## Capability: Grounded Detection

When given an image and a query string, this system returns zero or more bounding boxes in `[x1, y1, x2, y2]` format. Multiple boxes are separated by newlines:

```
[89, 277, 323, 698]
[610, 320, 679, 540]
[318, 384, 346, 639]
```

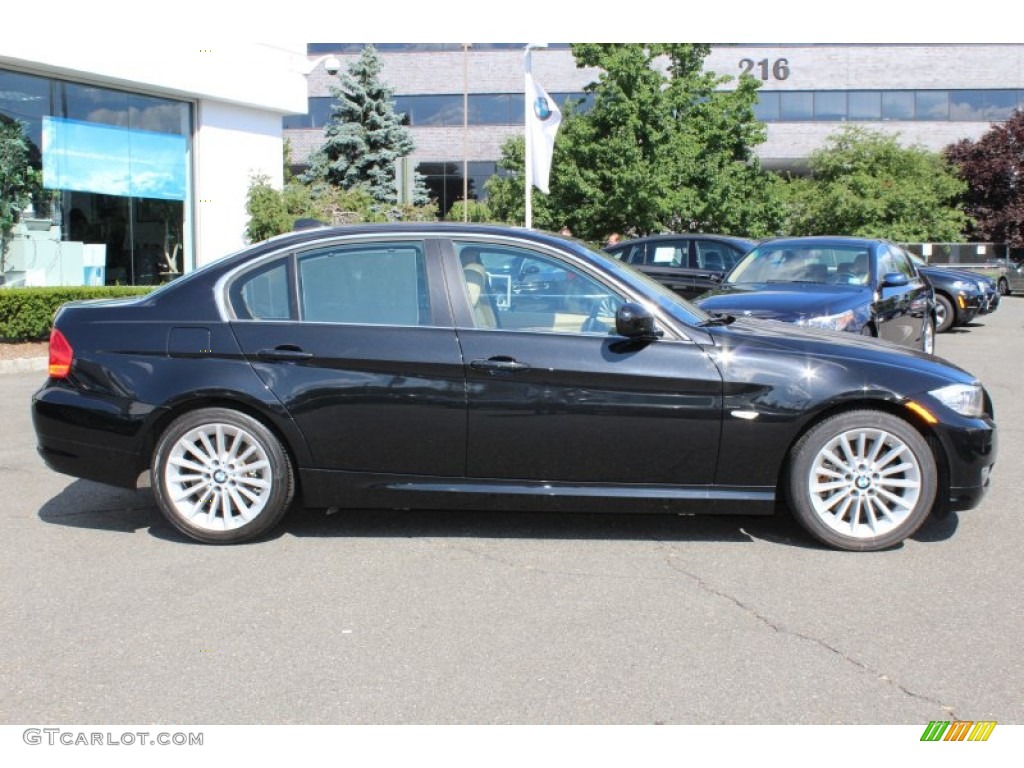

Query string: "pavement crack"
[659, 550, 959, 719]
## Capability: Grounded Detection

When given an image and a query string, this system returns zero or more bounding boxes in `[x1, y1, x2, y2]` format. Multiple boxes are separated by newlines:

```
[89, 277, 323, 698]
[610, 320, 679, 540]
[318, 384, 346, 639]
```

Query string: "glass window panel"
[753, 92, 779, 121]
[985, 90, 1017, 120]
[62, 82, 129, 127]
[779, 92, 813, 120]
[0, 69, 51, 152]
[299, 242, 430, 326]
[468, 94, 510, 125]
[128, 93, 189, 135]
[814, 91, 847, 120]
[848, 91, 881, 120]
[306, 96, 333, 128]
[915, 91, 948, 121]
[231, 260, 291, 320]
[882, 91, 914, 120]
[950, 91, 985, 121]
[455, 242, 622, 333]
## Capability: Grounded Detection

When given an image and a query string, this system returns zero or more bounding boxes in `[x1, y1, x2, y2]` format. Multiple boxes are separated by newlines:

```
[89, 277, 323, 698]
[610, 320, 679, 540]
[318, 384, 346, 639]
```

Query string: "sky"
[24, 1, 1013, 46]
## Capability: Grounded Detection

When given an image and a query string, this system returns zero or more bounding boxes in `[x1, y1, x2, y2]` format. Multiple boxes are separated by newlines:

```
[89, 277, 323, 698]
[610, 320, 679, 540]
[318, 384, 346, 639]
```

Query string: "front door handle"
[470, 356, 531, 373]
[257, 346, 314, 361]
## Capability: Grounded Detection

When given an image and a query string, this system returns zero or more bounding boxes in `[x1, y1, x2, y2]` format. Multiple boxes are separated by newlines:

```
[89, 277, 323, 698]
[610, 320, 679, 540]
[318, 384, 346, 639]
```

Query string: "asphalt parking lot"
[1, 301, 1021, 726]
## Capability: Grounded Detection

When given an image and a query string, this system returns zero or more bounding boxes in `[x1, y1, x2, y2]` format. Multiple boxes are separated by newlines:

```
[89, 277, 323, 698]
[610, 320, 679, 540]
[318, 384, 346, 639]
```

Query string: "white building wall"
[193, 102, 286, 266]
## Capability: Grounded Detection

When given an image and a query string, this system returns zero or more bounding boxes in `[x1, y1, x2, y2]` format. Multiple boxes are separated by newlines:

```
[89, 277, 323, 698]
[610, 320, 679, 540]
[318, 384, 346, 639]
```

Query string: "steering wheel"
[834, 271, 858, 285]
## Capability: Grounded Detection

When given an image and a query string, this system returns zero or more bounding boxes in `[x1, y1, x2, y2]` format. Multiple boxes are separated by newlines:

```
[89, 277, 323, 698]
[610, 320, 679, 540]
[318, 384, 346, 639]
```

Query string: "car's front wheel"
[934, 293, 956, 333]
[998, 277, 1010, 296]
[786, 410, 937, 551]
[152, 408, 295, 544]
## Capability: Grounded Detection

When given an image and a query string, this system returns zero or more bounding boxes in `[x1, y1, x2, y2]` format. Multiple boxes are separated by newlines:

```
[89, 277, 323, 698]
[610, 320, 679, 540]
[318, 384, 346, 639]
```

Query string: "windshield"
[728, 243, 873, 287]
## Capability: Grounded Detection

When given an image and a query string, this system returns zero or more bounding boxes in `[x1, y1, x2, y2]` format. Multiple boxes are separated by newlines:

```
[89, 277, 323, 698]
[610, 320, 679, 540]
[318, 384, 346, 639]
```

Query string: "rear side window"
[231, 260, 292, 320]
[297, 241, 431, 326]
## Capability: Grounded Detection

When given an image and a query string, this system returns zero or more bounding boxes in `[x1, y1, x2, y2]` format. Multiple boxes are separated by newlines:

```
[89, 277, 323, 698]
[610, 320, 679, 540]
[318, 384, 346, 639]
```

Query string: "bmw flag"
[525, 72, 562, 194]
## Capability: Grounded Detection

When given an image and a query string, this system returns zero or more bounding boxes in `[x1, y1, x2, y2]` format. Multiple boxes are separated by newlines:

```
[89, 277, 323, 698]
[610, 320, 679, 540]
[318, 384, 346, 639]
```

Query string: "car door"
[445, 238, 723, 485]
[227, 237, 467, 476]
[872, 244, 931, 347]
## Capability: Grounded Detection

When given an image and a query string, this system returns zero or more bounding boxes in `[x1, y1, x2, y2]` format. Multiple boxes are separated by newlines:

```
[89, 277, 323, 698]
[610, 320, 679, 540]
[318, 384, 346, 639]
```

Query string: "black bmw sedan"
[32, 224, 996, 551]
[695, 237, 935, 353]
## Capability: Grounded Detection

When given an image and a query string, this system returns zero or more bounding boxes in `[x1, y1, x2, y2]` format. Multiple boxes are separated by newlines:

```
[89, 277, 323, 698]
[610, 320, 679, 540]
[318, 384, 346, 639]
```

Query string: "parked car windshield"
[728, 244, 873, 287]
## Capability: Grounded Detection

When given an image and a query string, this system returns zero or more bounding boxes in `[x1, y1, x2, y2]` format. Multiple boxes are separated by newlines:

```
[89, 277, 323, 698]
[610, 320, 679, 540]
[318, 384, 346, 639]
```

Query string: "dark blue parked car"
[696, 236, 935, 353]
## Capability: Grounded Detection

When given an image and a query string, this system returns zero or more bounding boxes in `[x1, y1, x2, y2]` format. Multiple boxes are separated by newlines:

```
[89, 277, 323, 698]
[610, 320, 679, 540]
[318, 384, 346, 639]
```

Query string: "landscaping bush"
[0, 286, 154, 341]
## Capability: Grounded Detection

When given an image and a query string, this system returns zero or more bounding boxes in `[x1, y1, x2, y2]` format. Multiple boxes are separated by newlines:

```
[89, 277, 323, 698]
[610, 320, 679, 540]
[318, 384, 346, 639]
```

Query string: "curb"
[0, 357, 47, 375]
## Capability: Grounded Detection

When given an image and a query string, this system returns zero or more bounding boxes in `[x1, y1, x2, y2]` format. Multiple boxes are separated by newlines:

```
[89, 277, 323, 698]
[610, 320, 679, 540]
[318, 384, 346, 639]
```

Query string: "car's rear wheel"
[998, 277, 1010, 296]
[786, 410, 937, 551]
[152, 408, 294, 544]
[934, 293, 956, 333]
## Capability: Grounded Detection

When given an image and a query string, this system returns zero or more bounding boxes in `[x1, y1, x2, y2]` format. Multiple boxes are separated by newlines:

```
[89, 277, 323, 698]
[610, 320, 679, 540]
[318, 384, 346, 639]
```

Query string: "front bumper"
[932, 416, 997, 513]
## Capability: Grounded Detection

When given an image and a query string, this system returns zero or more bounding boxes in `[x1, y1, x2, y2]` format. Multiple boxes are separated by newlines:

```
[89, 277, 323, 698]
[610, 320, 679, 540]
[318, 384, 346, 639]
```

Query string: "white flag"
[525, 72, 562, 194]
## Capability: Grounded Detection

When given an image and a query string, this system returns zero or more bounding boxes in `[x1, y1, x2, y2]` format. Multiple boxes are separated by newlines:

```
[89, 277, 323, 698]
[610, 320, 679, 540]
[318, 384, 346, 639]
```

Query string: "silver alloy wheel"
[933, 299, 947, 329]
[807, 427, 922, 540]
[163, 422, 273, 532]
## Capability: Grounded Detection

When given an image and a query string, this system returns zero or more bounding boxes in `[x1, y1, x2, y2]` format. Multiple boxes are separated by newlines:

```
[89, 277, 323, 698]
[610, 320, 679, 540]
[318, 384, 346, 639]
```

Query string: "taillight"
[48, 328, 73, 378]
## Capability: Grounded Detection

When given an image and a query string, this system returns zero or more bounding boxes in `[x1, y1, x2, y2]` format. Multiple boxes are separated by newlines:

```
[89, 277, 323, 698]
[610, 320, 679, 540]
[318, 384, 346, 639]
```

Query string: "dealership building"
[287, 43, 1024, 215]
[2, 43, 1022, 288]
[0, 42, 308, 287]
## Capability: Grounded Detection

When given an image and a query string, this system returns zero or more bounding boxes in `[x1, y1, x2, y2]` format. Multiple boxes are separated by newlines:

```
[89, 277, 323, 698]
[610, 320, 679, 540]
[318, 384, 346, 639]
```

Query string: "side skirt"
[299, 469, 776, 515]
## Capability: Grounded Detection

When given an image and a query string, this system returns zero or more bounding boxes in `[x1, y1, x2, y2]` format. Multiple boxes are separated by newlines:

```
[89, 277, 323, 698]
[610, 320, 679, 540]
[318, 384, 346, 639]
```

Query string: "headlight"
[929, 383, 985, 417]
[952, 279, 975, 291]
[796, 309, 856, 331]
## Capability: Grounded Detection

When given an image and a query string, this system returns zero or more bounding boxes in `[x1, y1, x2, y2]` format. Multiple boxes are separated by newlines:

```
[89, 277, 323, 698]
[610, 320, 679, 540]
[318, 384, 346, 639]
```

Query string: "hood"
[708, 316, 977, 386]
[695, 282, 869, 321]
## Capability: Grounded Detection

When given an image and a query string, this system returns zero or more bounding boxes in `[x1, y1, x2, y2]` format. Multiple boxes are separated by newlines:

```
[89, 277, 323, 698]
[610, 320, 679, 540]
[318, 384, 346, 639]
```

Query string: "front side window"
[297, 241, 430, 326]
[455, 242, 623, 335]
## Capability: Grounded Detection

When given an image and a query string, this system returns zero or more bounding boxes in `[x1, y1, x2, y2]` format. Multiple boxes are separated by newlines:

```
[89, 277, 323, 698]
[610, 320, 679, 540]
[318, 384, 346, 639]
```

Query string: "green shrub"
[0, 286, 154, 341]
[445, 200, 492, 223]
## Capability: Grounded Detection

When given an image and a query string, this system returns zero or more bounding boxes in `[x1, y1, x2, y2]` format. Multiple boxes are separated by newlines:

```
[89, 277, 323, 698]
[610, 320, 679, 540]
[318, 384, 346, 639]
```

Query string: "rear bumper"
[32, 383, 154, 489]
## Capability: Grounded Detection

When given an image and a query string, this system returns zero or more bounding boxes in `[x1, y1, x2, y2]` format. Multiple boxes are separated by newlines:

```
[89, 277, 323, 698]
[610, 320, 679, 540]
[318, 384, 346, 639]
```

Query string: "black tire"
[152, 408, 295, 544]
[786, 410, 937, 551]
[934, 293, 956, 333]
[998, 278, 1009, 296]
[859, 323, 876, 337]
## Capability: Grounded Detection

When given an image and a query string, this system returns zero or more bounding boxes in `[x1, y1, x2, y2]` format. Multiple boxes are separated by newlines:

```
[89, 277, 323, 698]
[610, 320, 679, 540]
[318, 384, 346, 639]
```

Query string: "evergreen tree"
[303, 45, 428, 205]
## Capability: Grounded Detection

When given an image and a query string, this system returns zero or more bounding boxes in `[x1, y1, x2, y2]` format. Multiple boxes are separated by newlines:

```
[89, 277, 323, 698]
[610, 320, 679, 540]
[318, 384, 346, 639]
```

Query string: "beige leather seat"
[462, 262, 498, 328]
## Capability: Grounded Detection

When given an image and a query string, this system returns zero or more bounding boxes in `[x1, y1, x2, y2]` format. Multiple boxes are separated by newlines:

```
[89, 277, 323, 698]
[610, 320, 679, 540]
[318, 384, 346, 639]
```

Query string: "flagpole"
[524, 45, 534, 229]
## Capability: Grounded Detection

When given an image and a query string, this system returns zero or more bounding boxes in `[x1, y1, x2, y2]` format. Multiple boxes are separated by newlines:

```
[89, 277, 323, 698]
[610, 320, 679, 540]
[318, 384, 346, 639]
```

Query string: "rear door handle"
[256, 346, 314, 361]
[470, 356, 531, 373]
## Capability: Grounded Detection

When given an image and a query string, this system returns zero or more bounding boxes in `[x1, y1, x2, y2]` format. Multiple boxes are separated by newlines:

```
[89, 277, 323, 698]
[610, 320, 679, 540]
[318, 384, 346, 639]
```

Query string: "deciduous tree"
[783, 126, 968, 242]
[945, 110, 1024, 248]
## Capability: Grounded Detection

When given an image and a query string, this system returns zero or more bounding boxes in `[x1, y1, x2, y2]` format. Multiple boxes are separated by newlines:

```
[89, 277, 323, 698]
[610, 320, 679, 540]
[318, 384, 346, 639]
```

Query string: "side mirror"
[615, 302, 663, 339]
[881, 272, 909, 287]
